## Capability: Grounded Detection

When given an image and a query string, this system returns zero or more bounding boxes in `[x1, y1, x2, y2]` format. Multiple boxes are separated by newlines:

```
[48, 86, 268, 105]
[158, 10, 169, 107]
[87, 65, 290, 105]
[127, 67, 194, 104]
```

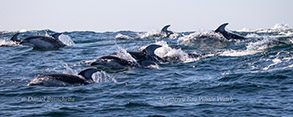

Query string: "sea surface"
[0, 24, 292, 116]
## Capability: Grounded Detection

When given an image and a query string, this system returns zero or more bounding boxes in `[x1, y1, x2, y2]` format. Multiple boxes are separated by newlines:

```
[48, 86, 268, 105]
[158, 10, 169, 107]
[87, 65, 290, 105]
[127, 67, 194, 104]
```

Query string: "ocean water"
[0, 24, 292, 116]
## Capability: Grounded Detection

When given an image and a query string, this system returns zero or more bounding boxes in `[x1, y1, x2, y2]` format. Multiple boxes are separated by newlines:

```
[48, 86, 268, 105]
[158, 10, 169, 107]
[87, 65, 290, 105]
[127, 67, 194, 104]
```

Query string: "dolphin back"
[78, 68, 99, 80]
[215, 23, 245, 40]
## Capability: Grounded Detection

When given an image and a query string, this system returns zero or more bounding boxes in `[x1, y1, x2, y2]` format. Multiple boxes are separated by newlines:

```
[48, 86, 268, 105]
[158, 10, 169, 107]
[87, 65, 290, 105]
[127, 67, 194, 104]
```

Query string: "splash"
[0, 39, 19, 47]
[178, 31, 228, 50]
[153, 41, 198, 62]
[62, 63, 77, 74]
[272, 24, 290, 30]
[220, 37, 283, 57]
[58, 34, 75, 46]
[115, 33, 133, 40]
[237, 23, 292, 33]
[91, 70, 117, 83]
[115, 46, 137, 63]
[219, 49, 261, 56]
[137, 31, 178, 39]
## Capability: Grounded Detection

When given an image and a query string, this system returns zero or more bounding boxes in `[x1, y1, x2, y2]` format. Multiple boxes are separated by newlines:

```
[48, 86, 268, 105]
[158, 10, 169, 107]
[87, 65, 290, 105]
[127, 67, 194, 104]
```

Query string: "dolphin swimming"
[215, 23, 246, 40]
[160, 25, 174, 38]
[115, 25, 175, 40]
[81, 44, 164, 71]
[81, 44, 201, 71]
[27, 68, 99, 87]
[11, 33, 67, 50]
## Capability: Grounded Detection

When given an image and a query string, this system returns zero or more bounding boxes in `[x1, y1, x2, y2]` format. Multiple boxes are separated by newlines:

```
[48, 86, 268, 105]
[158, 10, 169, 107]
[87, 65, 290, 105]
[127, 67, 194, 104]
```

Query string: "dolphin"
[90, 55, 140, 70]
[81, 44, 163, 71]
[11, 33, 67, 50]
[27, 68, 99, 87]
[128, 44, 164, 66]
[161, 25, 174, 38]
[215, 23, 246, 40]
[129, 44, 201, 63]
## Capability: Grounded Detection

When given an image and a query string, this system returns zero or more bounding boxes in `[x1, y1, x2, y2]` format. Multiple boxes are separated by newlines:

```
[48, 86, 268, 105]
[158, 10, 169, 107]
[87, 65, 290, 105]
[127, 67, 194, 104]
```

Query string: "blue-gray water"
[0, 25, 292, 116]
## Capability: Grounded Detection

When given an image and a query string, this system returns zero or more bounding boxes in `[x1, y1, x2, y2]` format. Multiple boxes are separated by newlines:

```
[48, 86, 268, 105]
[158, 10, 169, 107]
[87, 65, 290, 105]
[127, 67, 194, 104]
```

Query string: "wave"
[178, 31, 228, 50]
[219, 37, 288, 57]
[237, 24, 293, 34]
[151, 41, 199, 63]
[58, 34, 75, 46]
[92, 70, 117, 83]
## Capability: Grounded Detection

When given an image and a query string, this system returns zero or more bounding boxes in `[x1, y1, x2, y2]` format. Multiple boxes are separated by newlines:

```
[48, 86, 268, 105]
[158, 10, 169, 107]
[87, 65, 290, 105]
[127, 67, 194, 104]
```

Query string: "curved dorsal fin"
[215, 23, 229, 33]
[161, 25, 174, 37]
[143, 44, 162, 56]
[11, 33, 21, 42]
[78, 68, 99, 80]
[51, 33, 62, 39]
[161, 25, 171, 33]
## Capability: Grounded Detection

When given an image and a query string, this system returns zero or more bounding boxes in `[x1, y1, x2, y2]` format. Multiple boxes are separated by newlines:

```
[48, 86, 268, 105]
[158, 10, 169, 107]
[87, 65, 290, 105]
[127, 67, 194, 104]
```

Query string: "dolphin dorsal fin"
[11, 33, 21, 42]
[51, 33, 62, 39]
[78, 68, 98, 80]
[161, 25, 171, 33]
[143, 44, 162, 56]
[215, 23, 229, 33]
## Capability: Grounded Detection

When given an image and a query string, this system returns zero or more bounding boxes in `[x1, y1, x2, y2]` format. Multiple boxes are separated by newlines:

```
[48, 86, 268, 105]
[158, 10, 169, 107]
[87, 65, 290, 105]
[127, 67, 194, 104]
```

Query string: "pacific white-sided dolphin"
[81, 44, 163, 71]
[27, 68, 99, 87]
[161, 25, 174, 38]
[11, 33, 67, 50]
[215, 23, 246, 40]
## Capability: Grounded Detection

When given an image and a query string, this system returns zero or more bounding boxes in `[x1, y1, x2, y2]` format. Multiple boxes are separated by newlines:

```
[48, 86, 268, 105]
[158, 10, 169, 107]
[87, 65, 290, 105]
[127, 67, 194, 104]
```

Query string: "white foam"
[272, 24, 290, 30]
[153, 41, 198, 62]
[220, 37, 281, 57]
[0, 39, 18, 46]
[219, 49, 261, 57]
[263, 58, 282, 70]
[137, 30, 178, 39]
[115, 46, 137, 63]
[238, 24, 292, 33]
[178, 31, 228, 49]
[19, 29, 27, 32]
[115, 33, 133, 40]
[58, 34, 75, 46]
[91, 71, 117, 83]
[62, 63, 77, 74]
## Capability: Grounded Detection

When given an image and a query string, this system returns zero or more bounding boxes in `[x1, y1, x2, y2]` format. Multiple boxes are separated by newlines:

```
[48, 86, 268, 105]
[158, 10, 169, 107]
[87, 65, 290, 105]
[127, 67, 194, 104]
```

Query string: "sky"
[0, 0, 292, 32]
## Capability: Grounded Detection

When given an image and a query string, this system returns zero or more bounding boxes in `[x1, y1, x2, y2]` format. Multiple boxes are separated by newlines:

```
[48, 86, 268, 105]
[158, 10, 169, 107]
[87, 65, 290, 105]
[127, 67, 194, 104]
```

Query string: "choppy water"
[0, 24, 292, 116]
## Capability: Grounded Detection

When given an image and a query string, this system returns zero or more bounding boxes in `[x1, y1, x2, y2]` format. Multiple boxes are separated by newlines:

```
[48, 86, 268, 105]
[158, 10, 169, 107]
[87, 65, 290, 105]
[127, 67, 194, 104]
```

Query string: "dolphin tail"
[51, 33, 62, 39]
[78, 68, 99, 80]
[11, 33, 21, 42]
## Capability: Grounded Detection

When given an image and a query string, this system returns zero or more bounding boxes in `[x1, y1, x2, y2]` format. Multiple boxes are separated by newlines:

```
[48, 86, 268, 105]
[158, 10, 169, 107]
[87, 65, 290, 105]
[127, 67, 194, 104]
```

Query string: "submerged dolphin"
[27, 68, 99, 87]
[11, 33, 67, 50]
[215, 23, 246, 40]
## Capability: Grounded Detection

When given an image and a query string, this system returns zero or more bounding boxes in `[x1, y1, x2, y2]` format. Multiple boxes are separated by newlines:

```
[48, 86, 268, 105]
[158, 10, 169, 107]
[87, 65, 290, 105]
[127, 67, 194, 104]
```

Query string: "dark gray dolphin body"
[28, 68, 99, 87]
[128, 44, 164, 66]
[90, 55, 139, 70]
[11, 33, 66, 50]
[215, 23, 246, 40]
